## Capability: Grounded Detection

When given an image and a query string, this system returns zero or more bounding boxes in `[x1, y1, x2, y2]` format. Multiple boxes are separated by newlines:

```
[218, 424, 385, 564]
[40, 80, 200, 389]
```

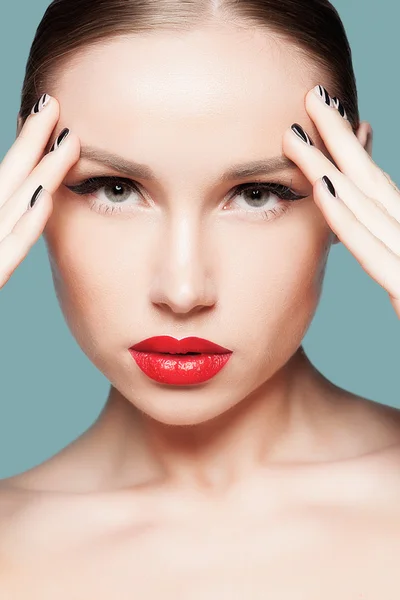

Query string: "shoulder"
[0, 478, 40, 525]
[0, 481, 42, 579]
[0, 479, 97, 575]
[0, 474, 82, 551]
[329, 390, 400, 458]
[0, 476, 51, 532]
[330, 393, 400, 488]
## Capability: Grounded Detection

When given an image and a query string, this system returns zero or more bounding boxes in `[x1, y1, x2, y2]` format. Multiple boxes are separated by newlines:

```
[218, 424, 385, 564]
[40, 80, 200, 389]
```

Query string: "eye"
[65, 176, 143, 215]
[226, 181, 308, 221]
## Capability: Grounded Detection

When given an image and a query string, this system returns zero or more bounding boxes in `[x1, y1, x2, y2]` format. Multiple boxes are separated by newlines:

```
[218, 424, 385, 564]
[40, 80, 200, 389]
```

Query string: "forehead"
[52, 24, 319, 160]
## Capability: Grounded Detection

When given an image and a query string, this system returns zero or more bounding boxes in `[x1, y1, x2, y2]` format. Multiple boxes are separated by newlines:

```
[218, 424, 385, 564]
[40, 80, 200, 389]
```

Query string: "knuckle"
[365, 165, 386, 189]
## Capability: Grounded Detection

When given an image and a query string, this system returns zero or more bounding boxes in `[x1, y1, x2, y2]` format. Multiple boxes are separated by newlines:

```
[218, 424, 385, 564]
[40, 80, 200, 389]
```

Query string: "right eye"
[65, 176, 145, 215]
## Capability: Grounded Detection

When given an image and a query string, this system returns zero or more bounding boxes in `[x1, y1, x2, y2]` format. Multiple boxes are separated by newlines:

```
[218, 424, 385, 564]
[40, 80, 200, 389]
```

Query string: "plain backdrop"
[0, 0, 399, 478]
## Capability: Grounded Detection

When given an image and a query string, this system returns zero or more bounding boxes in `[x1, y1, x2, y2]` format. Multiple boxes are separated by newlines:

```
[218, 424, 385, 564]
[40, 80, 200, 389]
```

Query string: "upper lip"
[130, 336, 232, 354]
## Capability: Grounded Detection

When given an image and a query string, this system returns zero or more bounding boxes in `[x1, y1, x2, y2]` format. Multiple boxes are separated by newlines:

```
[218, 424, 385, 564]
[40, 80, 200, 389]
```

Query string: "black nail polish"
[331, 97, 347, 119]
[31, 93, 50, 115]
[29, 185, 44, 209]
[322, 176, 337, 197]
[317, 85, 331, 106]
[291, 123, 314, 146]
[49, 127, 70, 152]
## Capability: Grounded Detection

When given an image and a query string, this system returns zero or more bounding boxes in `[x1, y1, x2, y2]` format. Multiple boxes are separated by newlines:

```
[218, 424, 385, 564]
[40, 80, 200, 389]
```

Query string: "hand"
[283, 84, 400, 319]
[0, 94, 80, 288]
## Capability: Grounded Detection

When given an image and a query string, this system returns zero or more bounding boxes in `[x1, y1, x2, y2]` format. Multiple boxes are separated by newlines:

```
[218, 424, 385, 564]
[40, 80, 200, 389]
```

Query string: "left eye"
[230, 182, 305, 208]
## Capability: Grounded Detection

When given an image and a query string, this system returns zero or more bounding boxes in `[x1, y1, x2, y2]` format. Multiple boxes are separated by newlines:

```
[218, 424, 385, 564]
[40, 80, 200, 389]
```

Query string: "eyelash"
[65, 176, 308, 221]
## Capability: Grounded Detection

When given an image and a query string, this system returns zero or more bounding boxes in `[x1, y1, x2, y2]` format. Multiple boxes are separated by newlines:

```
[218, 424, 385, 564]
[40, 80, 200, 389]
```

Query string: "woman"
[0, 0, 400, 596]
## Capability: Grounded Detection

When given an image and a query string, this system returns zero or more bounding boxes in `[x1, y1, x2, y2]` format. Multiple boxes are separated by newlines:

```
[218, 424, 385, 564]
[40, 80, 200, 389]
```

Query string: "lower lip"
[129, 350, 232, 385]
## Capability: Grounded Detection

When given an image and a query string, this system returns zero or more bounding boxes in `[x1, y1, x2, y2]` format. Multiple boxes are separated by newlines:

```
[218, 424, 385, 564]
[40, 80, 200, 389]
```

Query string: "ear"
[331, 120, 373, 246]
[16, 113, 23, 137]
[355, 120, 373, 157]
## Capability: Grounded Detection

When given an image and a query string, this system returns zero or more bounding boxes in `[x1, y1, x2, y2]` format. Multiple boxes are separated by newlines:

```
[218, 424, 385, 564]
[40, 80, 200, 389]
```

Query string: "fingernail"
[49, 128, 70, 152]
[291, 123, 314, 146]
[313, 85, 332, 106]
[322, 175, 337, 197]
[31, 93, 51, 115]
[28, 185, 44, 210]
[331, 97, 348, 120]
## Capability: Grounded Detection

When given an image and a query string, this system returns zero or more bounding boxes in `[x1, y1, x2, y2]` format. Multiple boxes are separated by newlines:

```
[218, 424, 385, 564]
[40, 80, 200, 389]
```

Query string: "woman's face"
[43, 22, 334, 425]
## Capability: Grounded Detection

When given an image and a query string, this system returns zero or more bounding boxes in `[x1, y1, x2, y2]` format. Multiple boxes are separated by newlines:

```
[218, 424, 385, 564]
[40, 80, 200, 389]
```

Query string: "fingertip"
[281, 126, 298, 156]
[28, 184, 53, 212]
[61, 131, 82, 168]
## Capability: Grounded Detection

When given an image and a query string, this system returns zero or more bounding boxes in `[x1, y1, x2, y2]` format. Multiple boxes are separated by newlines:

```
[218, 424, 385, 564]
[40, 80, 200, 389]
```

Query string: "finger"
[382, 169, 400, 194]
[283, 125, 400, 253]
[304, 85, 400, 218]
[0, 187, 52, 288]
[0, 129, 80, 241]
[0, 94, 60, 208]
[305, 85, 385, 186]
[315, 176, 400, 299]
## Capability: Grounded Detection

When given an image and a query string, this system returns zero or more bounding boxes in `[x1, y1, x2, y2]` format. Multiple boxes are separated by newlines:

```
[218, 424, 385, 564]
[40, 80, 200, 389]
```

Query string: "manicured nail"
[291, 123, 314, 146]
[313, 85, 332, 106]
[28, 185, 44, 210]
[322, 176, 337, 197]
[49, 128, 70, 152]
[31, 93, 51, 115]
[331, 97, 348, 120]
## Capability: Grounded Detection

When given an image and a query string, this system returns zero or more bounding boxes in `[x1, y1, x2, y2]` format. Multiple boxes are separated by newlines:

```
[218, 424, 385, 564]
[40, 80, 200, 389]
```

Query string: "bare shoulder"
[0, 481, 108, 580]
[0, 472, 94, 551]
[327, 386, 400, 457]
[0, 471, 154, 563]
[301, 391, 400, 512]
[353, 393, 400, 428]
[0, 481, 43, 577]
[0, 476, 53, 530]
[0, 478, 43, 529]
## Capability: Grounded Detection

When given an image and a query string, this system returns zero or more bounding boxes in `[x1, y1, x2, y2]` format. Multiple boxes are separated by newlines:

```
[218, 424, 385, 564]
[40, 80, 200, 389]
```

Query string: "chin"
[125, 386, 242, 427]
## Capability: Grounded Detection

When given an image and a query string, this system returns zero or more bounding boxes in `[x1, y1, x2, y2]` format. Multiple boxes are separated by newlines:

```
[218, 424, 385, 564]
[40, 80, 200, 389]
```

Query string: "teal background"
[0, 1, 399, 478]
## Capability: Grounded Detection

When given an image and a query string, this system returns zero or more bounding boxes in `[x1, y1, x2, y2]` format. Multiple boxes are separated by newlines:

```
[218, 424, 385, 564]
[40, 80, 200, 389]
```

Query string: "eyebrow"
[78, 145, 298, 181]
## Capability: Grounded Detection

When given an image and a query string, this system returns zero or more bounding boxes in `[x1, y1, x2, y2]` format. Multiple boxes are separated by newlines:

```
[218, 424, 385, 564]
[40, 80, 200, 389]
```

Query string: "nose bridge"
[149, 210, 216, 314]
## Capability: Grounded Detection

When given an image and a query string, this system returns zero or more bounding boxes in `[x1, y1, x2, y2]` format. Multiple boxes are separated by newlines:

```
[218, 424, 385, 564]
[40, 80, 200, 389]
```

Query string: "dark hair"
[19, 0, 359, 130]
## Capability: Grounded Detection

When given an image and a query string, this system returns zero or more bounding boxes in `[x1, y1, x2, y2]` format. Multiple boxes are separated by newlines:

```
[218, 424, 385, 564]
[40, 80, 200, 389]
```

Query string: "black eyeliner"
[66, 176, 307, 202]
[232, 182, 307, 202]
[65, 176, 137, 195]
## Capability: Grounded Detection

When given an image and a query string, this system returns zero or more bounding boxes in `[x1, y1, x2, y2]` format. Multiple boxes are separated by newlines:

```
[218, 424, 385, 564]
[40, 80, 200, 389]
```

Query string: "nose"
[149, 216, 217, 315]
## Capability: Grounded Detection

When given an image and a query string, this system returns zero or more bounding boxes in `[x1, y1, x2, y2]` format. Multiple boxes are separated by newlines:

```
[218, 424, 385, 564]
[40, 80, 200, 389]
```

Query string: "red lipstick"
[129, 336, 233, 385]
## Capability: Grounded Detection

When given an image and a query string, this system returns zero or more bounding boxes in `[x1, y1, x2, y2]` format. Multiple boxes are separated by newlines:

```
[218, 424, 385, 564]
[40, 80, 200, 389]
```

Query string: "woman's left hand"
[283, 84, 400, 319]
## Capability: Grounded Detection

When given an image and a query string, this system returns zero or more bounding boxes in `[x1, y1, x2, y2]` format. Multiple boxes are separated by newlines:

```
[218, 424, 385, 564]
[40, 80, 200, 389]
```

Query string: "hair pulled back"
[19, 0, 359, 131]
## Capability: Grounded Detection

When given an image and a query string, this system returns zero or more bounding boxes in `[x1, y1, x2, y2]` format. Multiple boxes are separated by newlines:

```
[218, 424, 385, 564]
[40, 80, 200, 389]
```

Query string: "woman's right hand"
[0, 93, 80, 288]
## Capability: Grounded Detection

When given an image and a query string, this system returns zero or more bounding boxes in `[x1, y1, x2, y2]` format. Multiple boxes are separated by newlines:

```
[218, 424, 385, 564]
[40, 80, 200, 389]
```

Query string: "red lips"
[130, 336, 232, 354]
[129, 336, 233, 385]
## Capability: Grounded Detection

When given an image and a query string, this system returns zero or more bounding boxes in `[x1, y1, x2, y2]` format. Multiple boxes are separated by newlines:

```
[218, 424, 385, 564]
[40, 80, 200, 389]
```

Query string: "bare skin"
[1, 21, 400, 599]
[1, 409, 400, 599]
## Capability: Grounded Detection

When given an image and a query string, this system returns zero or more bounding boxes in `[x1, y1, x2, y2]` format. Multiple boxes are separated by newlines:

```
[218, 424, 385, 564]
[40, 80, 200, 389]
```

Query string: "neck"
[79, 346, 338, 495]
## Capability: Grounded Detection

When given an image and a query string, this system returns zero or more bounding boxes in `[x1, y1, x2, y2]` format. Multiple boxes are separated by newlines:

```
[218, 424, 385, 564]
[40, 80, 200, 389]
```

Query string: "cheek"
[43, 202, 138, 354]
[220, 208, 331, 355]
